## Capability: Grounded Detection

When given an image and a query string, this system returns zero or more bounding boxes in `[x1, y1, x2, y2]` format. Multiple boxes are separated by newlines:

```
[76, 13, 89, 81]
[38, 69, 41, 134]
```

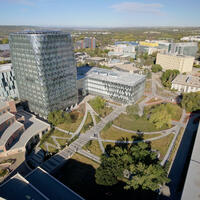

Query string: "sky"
[0, 0, 200, 27]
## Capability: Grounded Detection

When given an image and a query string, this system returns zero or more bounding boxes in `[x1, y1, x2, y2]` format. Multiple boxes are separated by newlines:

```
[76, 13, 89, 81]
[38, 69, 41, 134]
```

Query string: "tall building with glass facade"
[9, 31, 78, 118]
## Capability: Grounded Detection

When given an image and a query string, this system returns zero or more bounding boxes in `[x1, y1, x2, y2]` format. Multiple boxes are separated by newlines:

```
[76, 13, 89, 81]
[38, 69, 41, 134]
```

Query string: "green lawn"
[57, 112, 84, 132]
[95, 115, 101, 124]
[114, 113, 169, 132]
[0, 168, 8, 178]
[83, 140, 102, 157]
[40, 129, 70, 152]
[101, 126, 161, 141]
[145, 81, 152, 93]
[150, 133, 174, 160]
[80, 112, 94, 133]
[72, 153, 99, 169]
[89, 97, 113, 118]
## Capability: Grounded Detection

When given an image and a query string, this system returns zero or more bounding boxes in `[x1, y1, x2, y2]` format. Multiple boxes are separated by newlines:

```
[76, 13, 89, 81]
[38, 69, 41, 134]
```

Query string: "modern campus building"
[156, 53, 195, 73]
[9, 31, 78, 118]
[171, 75, 200, 93]
[168, 42, 198, 57]
[75, 37, 96, 49]
[0, 167, 83, 200]
[77, 67, 146, 103]
[0, 63, 18, 101]
[0, 100, 50, 158]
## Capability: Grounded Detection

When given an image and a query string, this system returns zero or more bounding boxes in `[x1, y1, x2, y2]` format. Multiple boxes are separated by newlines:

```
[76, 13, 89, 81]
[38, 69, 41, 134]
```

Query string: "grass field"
[80, 112, 94, 133]
[114, 113, 169, 132]
[40, 129, 70, 153]
[89, 97, 113, 118]
[83, 140, 102, 157]
[101, 126, 161, 141]
[150, 133, 174, 160]
[57, 112, 84, 132]
[145, 81, 152, 93]
[72, 153, 99, 169]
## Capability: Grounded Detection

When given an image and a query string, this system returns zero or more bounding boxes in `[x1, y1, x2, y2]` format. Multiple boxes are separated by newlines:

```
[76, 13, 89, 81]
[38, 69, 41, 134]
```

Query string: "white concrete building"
[171, 74, 200, 93]
[156, 53, 195, 73]
[84, 67, 146, 103]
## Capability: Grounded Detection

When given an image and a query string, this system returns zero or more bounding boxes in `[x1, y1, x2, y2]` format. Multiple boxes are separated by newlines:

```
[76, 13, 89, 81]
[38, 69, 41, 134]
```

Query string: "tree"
[151, 64, 162, 73]
[95, 142, 170, 192]
[161, 69, 180, 88]
[1, 38, 8, 44]
[181, 92, 200, 112]
[149, 109, 171, 129]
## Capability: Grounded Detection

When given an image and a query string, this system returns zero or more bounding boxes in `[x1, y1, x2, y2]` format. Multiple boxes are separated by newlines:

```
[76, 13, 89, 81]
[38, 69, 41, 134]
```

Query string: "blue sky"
[0, 0, 200, 27]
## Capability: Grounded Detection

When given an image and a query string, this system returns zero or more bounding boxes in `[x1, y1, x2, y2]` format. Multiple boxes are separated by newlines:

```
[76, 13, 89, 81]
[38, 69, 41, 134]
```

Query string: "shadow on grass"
[53, 158, 159, 200]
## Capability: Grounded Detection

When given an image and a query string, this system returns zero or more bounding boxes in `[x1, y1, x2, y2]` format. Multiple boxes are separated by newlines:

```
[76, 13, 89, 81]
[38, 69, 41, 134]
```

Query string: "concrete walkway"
[55, 127, 73, 135]
[77, 149, 100, 163]
[41, 105, 126, 173]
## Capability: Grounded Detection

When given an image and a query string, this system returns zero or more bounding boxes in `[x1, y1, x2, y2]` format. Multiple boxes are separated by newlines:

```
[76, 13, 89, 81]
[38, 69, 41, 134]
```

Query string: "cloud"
[111, 2, 163, 15]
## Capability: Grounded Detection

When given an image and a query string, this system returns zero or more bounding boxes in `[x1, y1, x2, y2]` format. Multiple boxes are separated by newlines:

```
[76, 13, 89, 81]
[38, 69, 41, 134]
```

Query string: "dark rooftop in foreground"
[0, 167, 84, 200]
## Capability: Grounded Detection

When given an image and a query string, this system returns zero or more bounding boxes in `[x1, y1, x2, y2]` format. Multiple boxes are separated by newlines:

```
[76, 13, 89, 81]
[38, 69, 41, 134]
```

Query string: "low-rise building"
[83, 67, 146, 103]
[0, 101, 50, 158]
[0, 167, 83, 200]
[0, 63, 18, 101]
[156, 53, 195, 73]
[171, 75, 200, 93]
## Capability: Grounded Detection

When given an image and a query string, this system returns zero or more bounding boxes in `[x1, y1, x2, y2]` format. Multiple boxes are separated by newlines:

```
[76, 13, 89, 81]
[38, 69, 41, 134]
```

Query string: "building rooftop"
[0, 63, 12, 73]
[172, 75, 200, 88]
[10, 110, 50, 150]
[0, 112, 14, 128]
[86, 67, 146, 87]
[181, 123, 200, 200]
[0, 167, 83, 200]
[0, 173, 47, 200]
[0, 101, 9, 110]
[26, 167, 83, 200]
[158, 53, 195, 59]
[0, 121, 23, 146]
[0, 44, 9, 51]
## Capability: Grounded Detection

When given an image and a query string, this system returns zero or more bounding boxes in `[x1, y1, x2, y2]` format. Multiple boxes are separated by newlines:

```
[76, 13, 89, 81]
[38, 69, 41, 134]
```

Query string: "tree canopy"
[48, 110, 71, 125]
[95, 142, 170, 192]
[181, 92, 200, 112]
[151, 64, 162, 73]
[161, 69, 180, 88]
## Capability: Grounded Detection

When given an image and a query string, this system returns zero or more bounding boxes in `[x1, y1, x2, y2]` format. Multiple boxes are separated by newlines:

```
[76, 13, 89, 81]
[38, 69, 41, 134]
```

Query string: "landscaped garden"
[101, 126, 161, 141]
[83, 140, 102, 157]
[150, 133, 174, 160]
[89, 96, 113, 118]
[48, 104, 85, 132]
[114, 103, 182, 132]
[144, 80, 152, 93]
[0, 168, 9, 178]
[80, 112, 93, 133]
[40, 129, 70, 153]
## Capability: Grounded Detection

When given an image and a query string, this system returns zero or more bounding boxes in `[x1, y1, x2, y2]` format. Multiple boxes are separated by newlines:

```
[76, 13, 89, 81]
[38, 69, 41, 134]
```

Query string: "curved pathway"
[93, 131, 173, 144]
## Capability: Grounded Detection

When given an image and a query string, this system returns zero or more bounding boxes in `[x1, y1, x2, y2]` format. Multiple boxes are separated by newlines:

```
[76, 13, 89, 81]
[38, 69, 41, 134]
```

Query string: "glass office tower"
[9, 31, 78, 118]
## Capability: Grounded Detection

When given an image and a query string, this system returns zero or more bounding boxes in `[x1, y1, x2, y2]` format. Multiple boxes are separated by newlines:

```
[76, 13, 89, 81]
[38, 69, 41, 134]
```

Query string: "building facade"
[9, 31, 78, 118]
[0, 63, 18, 101]
[83, 67, 146, 104]
[156, 53, 195, 73]
[168, 42, 198, 57]
[171, 74, 200, 93]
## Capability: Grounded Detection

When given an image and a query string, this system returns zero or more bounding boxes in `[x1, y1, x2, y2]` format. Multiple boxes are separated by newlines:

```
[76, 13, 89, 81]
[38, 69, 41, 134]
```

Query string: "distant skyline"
[0, 0, 200, 27]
